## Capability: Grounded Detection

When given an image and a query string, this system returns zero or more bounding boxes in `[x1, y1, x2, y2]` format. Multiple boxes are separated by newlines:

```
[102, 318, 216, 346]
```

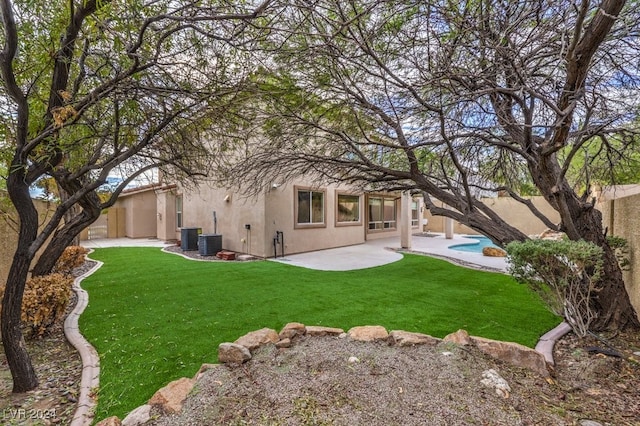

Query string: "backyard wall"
[598, 193, 640, 319]
[0, 198, 57, 286]
[424, 196, 560, 237]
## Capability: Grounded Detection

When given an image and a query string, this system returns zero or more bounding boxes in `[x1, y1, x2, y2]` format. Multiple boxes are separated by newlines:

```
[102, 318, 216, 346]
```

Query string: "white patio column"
[444, 216, 454, 239]
[400, 191, 412, 249]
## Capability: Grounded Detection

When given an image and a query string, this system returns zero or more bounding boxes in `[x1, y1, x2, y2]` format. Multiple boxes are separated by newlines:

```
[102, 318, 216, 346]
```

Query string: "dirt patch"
[148, 332, 640, 426]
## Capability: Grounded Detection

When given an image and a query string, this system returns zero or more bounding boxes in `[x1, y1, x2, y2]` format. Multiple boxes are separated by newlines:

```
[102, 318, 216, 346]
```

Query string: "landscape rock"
[218, 342, 252, 364]
[235, 327, 279, 350]
[388, 330, 441, 347]
[279, 322, 306, 339]
[194, 363, 218, 381]
[276, 338, 292, 348]
[472, 336, 550, 377]
[148, 377, 195, 414]
[482, 246, 507, 257]
[306, 325, 344, 336]
[348, 325, 388, 342]
[443, 329, 472, 345]
[121, 404, 151, 426]
[480, 369, 511, 398]
[96, 416, 122, 426]
[579, 421, 603, 426]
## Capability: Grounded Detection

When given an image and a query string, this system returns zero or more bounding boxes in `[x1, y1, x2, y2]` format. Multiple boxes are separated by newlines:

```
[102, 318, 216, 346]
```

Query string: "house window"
[336, 193, 361, 225]
[368, 196, 396, 230]
[176, 195, 183, 228]
[411, 200, 420, 227]
[295, 187, 325, 227]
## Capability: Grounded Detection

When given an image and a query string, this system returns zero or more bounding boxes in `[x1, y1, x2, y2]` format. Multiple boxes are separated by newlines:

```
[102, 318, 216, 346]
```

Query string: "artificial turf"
[79, 247, 560, 420]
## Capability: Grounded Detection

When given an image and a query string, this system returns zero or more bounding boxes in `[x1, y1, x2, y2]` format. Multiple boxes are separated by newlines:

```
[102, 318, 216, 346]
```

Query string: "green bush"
[506, 239, 603, 337]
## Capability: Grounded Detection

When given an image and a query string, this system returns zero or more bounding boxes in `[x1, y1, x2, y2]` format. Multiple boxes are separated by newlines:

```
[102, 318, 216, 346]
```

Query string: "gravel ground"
[146, 332, 640, 426]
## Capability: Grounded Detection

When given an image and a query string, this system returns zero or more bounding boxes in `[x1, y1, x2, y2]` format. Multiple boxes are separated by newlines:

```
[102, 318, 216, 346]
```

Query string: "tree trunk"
[1, 174, 39, 392]
[31, 207, 101, 276]
[592, 245, 640, 330]
[531, 157, 640, 331]
[568, 203, 640, 330]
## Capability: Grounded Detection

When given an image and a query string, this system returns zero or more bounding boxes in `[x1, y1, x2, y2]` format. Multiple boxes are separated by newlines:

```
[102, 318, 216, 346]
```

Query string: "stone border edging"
[535, 321, 572, 366]
[160, 246, 217, 262]
[64, 255, 103, 426]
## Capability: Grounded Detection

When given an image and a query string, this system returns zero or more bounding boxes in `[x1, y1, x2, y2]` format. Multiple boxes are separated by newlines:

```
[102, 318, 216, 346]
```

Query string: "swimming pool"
[448, 236, 500, 253]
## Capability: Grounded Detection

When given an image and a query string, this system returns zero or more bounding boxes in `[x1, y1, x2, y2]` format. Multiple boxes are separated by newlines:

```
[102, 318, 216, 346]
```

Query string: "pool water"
[448, 236, 500, 253]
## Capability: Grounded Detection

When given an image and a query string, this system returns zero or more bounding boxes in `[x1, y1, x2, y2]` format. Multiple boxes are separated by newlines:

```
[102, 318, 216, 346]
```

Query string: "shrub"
[53, 245, 89, 275]
[0, 273, 74, 338]
[0, 245, 85, 338]
[506, 239, 603, 337]
[21, 273, 74, 337]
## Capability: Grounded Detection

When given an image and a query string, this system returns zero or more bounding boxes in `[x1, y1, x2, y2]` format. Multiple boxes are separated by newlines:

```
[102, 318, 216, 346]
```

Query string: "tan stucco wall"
[424, 196, 560, 236]
[179, 183, 266, 256]
[156, 188, 177, 241]
[177, 180, 410, 258]
[1, 199, 57, 286]
[599, 194, 640, 317]
[113, 190, 157, 238]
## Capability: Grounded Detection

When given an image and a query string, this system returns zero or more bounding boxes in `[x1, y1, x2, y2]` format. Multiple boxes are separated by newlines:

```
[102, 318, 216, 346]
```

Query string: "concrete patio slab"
[270, 233, 508, 272]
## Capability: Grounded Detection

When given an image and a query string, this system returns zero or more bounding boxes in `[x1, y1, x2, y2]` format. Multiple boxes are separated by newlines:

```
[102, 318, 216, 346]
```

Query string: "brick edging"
[64, 253, 103, 426]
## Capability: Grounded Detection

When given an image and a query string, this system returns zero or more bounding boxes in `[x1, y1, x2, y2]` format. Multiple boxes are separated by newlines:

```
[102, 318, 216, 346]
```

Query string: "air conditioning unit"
[199, 234, 222, 256]
[180, 227, 201, 251]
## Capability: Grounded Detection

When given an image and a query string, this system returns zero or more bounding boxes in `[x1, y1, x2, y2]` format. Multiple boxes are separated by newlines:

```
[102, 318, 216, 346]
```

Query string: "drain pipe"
[273, 231, 285, 258]
[277, 231, 284, 258]
[273, 231, 280, 258]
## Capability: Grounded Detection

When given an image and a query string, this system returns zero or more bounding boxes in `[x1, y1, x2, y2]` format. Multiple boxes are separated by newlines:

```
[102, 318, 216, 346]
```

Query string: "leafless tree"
[212, 0, 640, 331]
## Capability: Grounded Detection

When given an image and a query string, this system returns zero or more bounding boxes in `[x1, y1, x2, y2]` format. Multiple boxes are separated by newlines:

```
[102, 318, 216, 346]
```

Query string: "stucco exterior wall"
[262, 182, 369, 257]
[113, 189, 157, 238]
[179, 183, 266, 256]
[156, 187, 177, 241]
[598, 194, 640, 317]
[177, 180, 409, 258]
[424, 196, 560, 237]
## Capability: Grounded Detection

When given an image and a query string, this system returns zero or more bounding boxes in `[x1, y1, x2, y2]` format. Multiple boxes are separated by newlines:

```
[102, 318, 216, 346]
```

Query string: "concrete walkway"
[81, 237, 170, 249]
[271, 233, 508, 271]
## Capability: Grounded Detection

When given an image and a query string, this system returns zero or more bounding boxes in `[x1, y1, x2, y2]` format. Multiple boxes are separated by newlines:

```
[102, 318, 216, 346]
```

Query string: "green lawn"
[79, 247, 560, 420]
